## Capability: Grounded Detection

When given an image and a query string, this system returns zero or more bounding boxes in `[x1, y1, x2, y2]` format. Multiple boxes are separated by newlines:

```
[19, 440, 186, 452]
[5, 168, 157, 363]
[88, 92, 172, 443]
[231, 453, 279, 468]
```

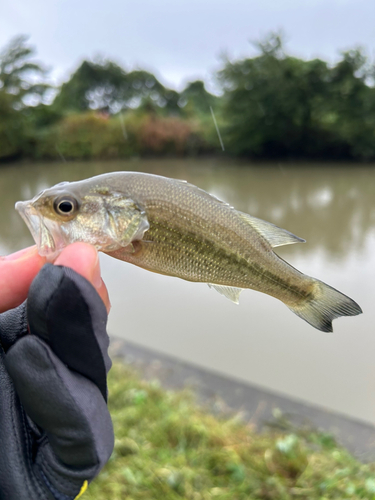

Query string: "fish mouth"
[15, 201, 66, 260]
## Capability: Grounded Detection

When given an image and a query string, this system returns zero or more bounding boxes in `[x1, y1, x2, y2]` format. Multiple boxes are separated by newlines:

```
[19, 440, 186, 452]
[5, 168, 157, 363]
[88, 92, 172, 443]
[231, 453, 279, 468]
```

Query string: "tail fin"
[288, 280, 362, 332]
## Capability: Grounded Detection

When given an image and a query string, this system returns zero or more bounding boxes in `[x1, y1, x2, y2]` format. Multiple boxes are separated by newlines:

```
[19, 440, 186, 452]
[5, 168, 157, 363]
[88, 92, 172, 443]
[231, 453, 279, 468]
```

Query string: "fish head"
[15, 180, 149, 260]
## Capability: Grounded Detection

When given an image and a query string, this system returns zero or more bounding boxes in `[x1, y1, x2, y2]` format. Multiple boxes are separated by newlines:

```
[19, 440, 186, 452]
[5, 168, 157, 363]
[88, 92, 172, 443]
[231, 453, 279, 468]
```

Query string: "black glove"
[0, 264, 114, 500]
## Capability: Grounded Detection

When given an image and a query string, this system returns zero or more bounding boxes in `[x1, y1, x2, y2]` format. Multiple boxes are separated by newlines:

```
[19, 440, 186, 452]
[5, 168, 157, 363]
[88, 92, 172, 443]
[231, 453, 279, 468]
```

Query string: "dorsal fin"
[174, 179, 233, 208]
[239, 213, 305, 248]
[175, 177, 304, 248]
[208, 284, 242, 304]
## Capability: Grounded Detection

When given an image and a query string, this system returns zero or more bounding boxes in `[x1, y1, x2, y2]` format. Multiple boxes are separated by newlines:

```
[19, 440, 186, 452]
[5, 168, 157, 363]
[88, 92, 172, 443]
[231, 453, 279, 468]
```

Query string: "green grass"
[85, 363, 375, 499]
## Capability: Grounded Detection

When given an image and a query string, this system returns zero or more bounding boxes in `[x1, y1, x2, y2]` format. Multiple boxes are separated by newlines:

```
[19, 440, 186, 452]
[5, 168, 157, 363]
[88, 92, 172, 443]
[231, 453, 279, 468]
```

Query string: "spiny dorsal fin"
[239, 212, 305, 248]
[175, 179, 233, 208]
[208, 284, 242, 304]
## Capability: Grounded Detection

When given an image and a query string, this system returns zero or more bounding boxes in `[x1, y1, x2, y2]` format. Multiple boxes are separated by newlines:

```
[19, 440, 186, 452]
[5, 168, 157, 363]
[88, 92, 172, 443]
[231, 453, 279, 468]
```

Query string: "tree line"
[1, 33, 375, 162]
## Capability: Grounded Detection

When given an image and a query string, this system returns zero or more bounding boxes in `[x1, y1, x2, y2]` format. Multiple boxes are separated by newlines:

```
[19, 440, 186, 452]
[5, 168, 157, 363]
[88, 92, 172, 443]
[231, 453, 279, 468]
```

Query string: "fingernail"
[91, 255, 102, 289]
[3, 246, 37, 261]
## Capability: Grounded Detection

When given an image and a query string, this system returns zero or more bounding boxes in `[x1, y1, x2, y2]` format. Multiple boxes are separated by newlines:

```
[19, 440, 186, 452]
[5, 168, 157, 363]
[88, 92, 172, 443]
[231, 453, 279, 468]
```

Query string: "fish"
[15, 171, 362, 332]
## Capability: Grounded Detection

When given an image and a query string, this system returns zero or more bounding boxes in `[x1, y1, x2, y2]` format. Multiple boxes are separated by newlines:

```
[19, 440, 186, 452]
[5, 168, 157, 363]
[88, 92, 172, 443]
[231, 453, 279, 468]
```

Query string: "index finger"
[0, 247, 46, 313]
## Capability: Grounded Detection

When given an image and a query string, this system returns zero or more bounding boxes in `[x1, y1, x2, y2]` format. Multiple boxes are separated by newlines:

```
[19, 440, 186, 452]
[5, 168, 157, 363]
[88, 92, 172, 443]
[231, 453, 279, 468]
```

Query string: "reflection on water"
[1, 159, 374, 424]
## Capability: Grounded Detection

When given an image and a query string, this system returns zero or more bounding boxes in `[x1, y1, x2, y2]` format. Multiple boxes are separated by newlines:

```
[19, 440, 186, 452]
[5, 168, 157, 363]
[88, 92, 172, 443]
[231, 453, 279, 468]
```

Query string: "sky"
[1, 0, 375, 92]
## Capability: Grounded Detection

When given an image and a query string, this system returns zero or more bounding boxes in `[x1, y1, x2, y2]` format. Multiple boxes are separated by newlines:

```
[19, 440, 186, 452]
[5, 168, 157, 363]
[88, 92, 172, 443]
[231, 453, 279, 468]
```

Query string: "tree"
[179, 80, 218, 116]
[324, 49, 375, 159]
[218, 32, 375, 159]
[0, 90, 26, 158]
[218, 33, 327, 157]
[54, 60, 127, 112]
[0, 35, 49, 107]
[0, 35, 49, 159]
[53, 60, 173, 114]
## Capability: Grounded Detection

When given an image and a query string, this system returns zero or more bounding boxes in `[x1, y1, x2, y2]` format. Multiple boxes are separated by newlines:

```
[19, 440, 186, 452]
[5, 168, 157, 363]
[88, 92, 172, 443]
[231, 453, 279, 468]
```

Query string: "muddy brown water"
[1, 158, 374, 424]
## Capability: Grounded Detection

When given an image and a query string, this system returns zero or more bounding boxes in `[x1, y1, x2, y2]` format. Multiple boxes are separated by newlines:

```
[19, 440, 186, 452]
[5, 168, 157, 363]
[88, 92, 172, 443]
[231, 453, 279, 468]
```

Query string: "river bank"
[109, 337, 375, 462]
[84, 348, 375, 499]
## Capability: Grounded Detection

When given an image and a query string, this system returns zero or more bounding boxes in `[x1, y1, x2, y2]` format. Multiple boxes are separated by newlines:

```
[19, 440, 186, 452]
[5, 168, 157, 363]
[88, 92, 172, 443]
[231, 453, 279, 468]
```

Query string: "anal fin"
[208, 284, 242, 304]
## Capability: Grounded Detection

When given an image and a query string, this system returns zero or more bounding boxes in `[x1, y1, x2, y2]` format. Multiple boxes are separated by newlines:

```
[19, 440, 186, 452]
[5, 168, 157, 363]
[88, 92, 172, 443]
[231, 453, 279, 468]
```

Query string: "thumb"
[54, 243, 111, 313]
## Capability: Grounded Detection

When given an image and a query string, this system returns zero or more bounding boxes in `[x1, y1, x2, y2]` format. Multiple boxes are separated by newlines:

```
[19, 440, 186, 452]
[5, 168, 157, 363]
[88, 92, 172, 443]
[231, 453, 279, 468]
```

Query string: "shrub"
[34, 111, 214, 160]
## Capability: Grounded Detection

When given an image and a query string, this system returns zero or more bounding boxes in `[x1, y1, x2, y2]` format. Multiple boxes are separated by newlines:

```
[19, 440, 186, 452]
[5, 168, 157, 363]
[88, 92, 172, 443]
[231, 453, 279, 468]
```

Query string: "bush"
[33, 111, 214, 160]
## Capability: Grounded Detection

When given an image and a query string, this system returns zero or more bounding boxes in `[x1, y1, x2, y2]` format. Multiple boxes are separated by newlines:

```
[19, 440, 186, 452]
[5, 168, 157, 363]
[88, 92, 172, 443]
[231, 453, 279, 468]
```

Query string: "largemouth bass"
[15, 172, 362, 332]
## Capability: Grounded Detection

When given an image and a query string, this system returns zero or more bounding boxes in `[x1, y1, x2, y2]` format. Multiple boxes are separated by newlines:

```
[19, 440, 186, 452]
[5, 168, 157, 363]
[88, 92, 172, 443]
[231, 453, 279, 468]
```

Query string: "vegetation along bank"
[1, 33, 375, 162]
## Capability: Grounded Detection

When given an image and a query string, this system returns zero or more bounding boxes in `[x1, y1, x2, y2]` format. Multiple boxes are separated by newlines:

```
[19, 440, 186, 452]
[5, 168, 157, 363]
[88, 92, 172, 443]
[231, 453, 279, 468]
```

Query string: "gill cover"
[104, 194, 150, 247]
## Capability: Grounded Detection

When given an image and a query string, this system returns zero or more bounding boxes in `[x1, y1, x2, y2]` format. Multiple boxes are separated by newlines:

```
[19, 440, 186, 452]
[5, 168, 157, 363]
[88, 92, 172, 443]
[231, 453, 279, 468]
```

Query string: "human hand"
[0, 245, 46, 313]
[0, 243, 110, 313]
[0, 243, 114, 500]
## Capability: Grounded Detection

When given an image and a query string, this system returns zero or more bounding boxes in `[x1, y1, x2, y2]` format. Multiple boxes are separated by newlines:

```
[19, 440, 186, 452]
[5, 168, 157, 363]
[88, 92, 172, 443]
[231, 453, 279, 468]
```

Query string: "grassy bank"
[85, 363, 375, 499]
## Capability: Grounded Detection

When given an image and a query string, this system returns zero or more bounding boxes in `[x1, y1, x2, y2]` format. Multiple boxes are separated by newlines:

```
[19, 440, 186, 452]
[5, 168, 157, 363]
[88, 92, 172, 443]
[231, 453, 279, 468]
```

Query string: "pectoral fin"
[105, 195, 150, 247]
[239, 212, 305, 247]
[208, 284, 242, 304]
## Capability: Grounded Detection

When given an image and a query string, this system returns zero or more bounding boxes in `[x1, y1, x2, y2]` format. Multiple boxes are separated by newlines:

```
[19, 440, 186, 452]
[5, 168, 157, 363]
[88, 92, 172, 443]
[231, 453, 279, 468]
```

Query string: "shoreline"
[109, 336, 375, 462]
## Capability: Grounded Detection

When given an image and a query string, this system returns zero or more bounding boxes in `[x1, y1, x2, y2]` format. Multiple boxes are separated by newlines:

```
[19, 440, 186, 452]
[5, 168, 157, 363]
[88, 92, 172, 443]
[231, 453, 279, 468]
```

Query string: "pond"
[1, 158, 374, 424]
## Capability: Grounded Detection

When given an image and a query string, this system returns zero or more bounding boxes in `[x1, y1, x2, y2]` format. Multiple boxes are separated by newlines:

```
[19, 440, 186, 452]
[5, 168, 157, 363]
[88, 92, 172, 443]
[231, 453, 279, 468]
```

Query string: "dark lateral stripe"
[147, 220, 311, 299]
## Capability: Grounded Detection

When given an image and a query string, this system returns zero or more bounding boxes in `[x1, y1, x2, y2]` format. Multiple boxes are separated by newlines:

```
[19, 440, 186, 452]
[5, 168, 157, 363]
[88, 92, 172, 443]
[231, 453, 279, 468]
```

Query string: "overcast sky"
[1, 0, 375, 91]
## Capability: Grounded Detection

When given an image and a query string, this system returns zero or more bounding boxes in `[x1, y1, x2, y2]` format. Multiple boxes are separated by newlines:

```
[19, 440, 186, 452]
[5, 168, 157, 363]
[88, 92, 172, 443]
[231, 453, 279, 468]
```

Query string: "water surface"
[1, 158, 374, 424]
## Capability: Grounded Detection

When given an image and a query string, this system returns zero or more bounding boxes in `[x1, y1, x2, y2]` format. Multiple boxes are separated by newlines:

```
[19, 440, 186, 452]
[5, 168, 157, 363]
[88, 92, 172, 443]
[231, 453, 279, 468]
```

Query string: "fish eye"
[53, 195, 79, 216]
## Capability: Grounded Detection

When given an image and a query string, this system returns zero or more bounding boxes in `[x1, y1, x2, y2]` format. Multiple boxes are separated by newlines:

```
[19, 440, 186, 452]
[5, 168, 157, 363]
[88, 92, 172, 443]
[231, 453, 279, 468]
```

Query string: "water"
[1, 158, 374, 424]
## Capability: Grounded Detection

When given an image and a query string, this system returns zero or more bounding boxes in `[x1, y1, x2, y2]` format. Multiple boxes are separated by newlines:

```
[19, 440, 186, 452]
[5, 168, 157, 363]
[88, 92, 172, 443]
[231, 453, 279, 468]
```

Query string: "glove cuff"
[36, 443, 95, 499]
